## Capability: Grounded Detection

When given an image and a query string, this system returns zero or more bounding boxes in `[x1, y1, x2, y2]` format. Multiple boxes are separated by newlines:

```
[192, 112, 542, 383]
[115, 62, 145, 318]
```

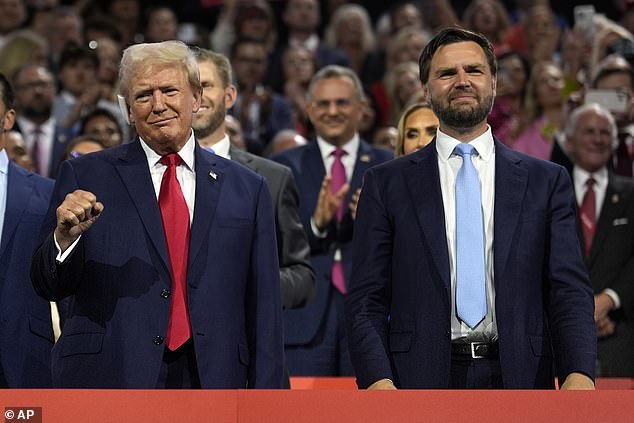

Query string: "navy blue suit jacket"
[0, 161, 54, 387]
[273, 140, 393, 348]
[31, 140, 284, 388]
[346, 139, 597, 389]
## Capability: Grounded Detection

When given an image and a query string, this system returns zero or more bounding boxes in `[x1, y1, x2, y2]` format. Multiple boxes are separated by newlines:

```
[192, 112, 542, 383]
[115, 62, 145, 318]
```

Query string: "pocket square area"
[613, 218, 629, 226]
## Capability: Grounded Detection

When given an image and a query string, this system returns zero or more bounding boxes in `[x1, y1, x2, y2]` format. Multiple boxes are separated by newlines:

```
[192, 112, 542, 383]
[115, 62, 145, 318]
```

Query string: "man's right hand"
[55, 190, 104, 252]
[313, 175, 349, 232]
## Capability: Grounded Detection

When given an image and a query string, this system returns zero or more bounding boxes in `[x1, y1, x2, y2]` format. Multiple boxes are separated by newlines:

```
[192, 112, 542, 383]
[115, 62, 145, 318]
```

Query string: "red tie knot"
[586, 177, 595, 189]
[333, 148, 346, 159]
[160, 153, 183, 167]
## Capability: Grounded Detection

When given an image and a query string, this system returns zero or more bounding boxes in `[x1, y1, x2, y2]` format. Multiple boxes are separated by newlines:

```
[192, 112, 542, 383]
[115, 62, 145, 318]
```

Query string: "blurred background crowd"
[1, 0, 633, 172]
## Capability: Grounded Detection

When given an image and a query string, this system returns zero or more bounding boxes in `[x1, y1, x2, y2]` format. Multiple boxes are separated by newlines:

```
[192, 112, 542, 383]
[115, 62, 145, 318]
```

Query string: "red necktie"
[330, 148, 347, 294]
[579, 177, 596, 258]
[159, 154, 191, 351]
[32, 127, 43, 175]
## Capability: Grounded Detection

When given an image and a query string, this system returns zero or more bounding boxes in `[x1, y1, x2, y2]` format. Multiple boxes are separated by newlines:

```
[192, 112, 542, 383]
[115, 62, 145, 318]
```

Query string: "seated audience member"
[265, 0, 349, 93]
[143, 6, 179, 43]
[565, 103, 634, 377]
[264, 129, 308, 158]
[383, 61, 424, 125]
[512, 61, 566, 160]
[394, 102, 439, 157]
[61, 135, 106, 161]
[79, 108, 124, 148]
[12, 64, 70, 178]
[462, 0, 511, 54]
[52, 42, 123, 131]
[323, 4, 381, 86]
[4, 130, 35, 172]
[591, 54, 634, 177]
[0, 29, 48, 78]
[230, 37, 294, 155]
[372, 125, 398, 152]
[224, 115, 246, 151]
[281, 46, 315, 137]
[488, 51, 531, 142]
[210, 0, 277, 56]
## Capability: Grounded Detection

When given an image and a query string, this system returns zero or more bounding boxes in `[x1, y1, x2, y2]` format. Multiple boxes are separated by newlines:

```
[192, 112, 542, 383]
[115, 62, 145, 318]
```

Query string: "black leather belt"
[451, 342, 499, 359]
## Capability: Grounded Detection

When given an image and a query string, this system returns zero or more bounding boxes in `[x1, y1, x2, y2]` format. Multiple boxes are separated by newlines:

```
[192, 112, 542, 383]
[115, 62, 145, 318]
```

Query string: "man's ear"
[422, 85, 430, 103]
[2, 109, 15, 131]
[225, 84, 237, 109]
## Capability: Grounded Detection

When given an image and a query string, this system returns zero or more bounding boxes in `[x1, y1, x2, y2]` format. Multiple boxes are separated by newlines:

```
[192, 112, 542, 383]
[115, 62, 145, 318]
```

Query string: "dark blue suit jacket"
[0, 161, 54, 387]
[30, 140, 284, 388]
[273, 140, 393, 350]
[346, 139, 597, 389]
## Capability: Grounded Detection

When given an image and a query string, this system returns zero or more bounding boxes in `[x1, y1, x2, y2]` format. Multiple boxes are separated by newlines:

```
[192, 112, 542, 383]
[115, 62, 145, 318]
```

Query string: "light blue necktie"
[204, 147, 215, 154]
[454, 143, 486, 328]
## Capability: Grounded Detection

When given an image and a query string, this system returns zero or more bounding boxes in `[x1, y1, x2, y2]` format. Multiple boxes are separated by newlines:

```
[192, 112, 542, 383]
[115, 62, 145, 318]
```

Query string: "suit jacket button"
[153, 336, 164, 345]
[446, 330, 451, 338]
[161, 288, 171, 299]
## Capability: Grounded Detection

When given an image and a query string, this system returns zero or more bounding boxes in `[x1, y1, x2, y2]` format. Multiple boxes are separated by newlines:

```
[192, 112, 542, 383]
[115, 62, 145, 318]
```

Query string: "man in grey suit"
[566, 102, 634, 377]
[192, 47, 315, 310]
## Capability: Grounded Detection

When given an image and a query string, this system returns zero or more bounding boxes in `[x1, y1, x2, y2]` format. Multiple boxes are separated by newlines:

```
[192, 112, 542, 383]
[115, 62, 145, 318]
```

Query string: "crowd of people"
[0, 0, 633, 389]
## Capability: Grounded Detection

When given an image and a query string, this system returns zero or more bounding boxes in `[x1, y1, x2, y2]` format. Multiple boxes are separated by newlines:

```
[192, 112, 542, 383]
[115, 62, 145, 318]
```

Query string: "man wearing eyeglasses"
[272, 65, 393, 376]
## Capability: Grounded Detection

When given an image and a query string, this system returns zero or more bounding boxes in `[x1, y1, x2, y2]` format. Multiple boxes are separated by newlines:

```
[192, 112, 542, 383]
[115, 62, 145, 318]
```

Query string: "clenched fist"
[55, 190, 104, 252]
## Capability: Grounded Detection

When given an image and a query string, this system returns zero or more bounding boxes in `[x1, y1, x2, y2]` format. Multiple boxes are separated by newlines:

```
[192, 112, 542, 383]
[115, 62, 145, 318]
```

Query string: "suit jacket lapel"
[115, 140, 170, 269]
[230, 146, 256, 171]
[188, 145, 223, 267]
[348, 140, 374, 202]
[493, 140, 528, 281]
[404, 142, 450, 290]
[0, 163, 31, 258]
[305, 142, 326, 196]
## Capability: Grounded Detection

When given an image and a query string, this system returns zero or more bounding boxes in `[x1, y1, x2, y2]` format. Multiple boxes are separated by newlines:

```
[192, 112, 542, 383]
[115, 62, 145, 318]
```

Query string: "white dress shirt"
[16, 116, 56, 177]
[436, 127, 498, 342]
[204, 135, 231, 160]
[0, 149, 9, 247]
[572, 165, 620, 309]
[56, 132, 198, 261]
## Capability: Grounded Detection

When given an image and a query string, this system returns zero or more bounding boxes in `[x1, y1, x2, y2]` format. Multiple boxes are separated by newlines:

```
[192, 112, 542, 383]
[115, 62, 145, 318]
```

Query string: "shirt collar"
[573, 165, 608, 188]
[316, 133, 359, 162]
[436, 126, 495, 162]
[289, 34, 319, 51]
[16, 116, 55, 135]
[205, 135, 231, 159]
[140, 130, 196, 171]
[0, 149, 8, 175]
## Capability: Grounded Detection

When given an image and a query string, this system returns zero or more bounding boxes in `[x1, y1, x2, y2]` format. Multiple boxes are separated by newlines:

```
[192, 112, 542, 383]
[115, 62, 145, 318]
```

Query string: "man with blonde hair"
[31, 41, 284, 388]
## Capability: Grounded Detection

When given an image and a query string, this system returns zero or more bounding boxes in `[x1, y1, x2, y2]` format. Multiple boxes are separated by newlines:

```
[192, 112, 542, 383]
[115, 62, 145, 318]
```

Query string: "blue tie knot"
[455, 143, 476, 158]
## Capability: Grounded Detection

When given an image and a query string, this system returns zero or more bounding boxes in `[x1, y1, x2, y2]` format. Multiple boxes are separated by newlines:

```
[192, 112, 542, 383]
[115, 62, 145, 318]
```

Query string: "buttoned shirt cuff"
[54, 233, 82, 264]
[311, 217, 328, 238]
[603, 288, 621, 310]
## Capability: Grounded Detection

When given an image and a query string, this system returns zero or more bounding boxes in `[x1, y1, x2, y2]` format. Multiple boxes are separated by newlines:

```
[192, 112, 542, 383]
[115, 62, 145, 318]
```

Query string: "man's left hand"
[560, 372, 595, 390]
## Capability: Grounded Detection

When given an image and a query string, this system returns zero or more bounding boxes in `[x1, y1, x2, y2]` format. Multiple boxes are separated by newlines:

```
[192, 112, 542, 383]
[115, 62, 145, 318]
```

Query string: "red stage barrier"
[0, 381, 632, 423]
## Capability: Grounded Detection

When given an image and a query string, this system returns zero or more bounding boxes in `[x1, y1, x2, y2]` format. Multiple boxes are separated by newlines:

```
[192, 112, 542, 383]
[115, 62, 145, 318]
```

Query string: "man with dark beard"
[12, 64, 69, 177]
[191, 48, 315, 313]
[345, 27, 597, 390]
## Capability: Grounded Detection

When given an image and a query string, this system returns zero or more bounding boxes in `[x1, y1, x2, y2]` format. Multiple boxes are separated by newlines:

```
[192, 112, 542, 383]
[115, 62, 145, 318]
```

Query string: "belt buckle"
[470, 342, 486, 359]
